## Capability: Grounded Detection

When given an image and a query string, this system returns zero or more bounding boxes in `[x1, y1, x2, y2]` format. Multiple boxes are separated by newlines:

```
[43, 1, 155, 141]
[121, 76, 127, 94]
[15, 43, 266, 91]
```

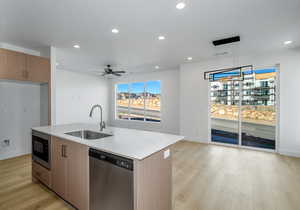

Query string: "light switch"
[164, 149, 170, 159]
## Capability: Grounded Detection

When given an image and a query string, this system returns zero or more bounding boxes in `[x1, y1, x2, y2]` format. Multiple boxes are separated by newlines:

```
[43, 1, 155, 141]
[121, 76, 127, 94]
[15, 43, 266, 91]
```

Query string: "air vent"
[212, 36, 240, 46]
[215, 51, 229, 56]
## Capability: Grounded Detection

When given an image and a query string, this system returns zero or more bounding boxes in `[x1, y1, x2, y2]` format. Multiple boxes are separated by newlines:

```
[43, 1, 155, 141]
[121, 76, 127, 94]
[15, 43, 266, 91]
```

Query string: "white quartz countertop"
[32, 123, 184, 160]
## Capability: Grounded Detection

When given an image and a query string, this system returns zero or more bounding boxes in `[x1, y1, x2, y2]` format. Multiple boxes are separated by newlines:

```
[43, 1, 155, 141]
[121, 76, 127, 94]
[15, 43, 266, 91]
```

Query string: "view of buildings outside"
[116, 81, 161, 122]
[210, 68, 277, 149]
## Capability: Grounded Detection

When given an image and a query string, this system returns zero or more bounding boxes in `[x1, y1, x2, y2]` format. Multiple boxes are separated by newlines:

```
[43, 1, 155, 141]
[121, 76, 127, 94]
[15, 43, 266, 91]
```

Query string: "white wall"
[55, 70, 109, 125]
[108, 69, 180, 134]
[40, 83, 49, 126]
[0, 81, 42, 160]
[179, 65, 209, 142]
[180, 49, 300, 156]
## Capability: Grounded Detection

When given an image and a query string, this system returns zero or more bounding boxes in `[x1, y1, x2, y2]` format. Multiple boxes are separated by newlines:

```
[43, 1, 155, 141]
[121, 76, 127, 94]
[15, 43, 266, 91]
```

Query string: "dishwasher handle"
[89, 148, 134, 171]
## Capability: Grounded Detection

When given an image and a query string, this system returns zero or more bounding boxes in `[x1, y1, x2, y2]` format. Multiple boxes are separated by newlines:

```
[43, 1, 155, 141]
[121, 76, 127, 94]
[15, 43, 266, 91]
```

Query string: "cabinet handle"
[64, 145, 67, 158]
[61, 145, 67, 158]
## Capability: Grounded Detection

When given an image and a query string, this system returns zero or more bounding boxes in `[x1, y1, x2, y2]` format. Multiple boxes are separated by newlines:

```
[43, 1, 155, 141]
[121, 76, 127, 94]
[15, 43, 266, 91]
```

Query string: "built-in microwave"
[32, 130, 51, 169]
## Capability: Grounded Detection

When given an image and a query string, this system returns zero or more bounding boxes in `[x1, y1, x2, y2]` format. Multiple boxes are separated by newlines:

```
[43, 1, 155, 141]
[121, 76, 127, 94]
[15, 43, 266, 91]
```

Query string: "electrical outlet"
[164, 149, 170, 159]
[1, 139, 10, 147]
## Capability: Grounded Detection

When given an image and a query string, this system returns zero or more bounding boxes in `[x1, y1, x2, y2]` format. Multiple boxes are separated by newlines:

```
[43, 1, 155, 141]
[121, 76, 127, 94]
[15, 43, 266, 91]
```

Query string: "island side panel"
[134, 147, 172, 210]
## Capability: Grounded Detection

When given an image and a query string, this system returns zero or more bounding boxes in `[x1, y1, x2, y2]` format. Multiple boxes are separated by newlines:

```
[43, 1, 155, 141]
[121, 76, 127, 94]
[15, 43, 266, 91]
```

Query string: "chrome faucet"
[89, 104, 106, 131]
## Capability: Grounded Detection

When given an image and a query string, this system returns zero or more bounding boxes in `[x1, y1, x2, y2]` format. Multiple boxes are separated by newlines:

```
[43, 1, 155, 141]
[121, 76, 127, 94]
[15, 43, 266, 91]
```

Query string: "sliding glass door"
[210, 71, 240, 145]
[210, 67, 277, 150]
[241, 68, 277, 149]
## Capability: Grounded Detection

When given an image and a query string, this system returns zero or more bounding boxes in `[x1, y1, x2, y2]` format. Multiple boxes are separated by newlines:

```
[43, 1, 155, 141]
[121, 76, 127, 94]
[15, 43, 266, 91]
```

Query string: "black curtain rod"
[204, 65, 253, 81]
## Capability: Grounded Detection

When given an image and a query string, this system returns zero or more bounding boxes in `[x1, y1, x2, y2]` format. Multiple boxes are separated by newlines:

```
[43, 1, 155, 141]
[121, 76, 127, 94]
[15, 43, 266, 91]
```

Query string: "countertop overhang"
[32, 123, 184, 160]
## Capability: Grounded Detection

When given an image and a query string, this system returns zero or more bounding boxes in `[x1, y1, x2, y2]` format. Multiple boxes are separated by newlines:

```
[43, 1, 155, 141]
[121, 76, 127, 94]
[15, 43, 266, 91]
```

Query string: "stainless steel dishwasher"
[89, 148, 134, 210]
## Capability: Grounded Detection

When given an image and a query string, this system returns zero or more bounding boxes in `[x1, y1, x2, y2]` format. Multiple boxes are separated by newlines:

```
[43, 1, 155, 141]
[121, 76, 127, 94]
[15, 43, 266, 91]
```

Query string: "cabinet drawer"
[32, 161, 51, 187]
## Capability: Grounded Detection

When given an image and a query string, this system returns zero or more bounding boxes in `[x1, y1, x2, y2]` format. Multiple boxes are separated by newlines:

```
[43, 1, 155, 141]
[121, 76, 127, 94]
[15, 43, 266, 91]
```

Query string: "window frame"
[115, 80, 161, 123]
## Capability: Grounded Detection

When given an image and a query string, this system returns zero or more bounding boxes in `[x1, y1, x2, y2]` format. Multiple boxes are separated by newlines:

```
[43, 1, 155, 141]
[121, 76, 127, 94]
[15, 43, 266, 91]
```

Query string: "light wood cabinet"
[0, 48, 27, 81]
[67, 140, 89, 210]
[0, 48, 50, 83]
[26, 54, 50, 83]
[134, 147, 172, 210]
[51, 137, 89, 210]
[51, 137, 68, 200]
[32, 161, 52, 188]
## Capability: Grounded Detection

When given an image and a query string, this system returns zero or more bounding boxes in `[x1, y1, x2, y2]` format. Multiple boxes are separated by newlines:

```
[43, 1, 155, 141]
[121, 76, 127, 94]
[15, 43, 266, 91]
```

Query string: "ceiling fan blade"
[112, 73, 122, 76]
[101, 73, 107, 76]
[113, 71, 126, 73]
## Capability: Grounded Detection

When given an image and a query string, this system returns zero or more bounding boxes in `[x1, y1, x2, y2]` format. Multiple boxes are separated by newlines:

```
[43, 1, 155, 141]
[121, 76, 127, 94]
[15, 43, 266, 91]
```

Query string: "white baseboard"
[183, 137, 209, 144]
[0, 150, 31, 160]
[182, 139, 300, 159]
[278, 149, 300, 158]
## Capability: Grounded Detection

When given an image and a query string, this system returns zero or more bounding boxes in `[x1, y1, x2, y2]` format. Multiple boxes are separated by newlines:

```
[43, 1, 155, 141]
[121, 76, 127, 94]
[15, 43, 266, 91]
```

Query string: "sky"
[117, 81, 161, 94]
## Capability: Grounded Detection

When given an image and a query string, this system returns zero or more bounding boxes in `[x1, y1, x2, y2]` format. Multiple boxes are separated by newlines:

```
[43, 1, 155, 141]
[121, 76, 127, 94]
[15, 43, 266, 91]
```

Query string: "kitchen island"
[32, 123, 184, 210]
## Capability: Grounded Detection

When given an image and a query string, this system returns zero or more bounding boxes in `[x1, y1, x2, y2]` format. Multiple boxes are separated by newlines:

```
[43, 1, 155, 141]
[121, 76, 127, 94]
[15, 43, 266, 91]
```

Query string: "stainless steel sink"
[65, 130, 112, 140]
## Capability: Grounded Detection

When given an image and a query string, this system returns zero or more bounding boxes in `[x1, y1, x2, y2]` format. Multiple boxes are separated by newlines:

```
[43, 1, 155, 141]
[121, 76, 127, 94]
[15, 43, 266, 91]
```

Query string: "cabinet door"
[51, 137, 68, 200]
[66, 141, 89, 210]
[0, 49, 27, 81]
[26, 55, 50, 83]
[0, 49, 6, 78]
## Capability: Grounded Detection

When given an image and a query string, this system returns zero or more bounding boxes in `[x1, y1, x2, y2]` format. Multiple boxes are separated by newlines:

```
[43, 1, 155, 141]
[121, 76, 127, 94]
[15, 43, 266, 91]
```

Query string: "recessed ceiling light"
[73, 44, 80, 49]
[176, 2, 186, 10]
[155, 65, 160, 69]
[284, 40, 293, 45]
[158, 36, 165, 40]
[112, 28, 119, 34]
[187, 57, 193, 61]
[56, 62, 59, 66]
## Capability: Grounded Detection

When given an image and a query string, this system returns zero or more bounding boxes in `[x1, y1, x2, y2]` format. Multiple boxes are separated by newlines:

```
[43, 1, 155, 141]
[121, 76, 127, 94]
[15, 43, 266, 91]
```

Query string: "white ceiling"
[1, 0, 300, 73]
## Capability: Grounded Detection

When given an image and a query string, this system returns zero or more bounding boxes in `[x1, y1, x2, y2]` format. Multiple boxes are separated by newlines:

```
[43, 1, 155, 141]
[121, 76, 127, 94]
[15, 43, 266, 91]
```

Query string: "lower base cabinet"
[51, 137, 89, 210]
[32, 161, 52, 188]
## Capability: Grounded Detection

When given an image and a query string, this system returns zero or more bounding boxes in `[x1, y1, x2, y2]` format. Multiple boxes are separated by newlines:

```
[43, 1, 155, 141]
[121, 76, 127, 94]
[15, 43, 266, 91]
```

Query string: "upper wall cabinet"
[26, 54, 50, 83]
[0, 48, 27, 81]
[0, 48, 50, 83]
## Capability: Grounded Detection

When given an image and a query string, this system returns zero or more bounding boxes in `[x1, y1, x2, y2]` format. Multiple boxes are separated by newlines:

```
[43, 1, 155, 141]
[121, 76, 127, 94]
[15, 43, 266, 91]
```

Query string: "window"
[116, 81, 161, 122]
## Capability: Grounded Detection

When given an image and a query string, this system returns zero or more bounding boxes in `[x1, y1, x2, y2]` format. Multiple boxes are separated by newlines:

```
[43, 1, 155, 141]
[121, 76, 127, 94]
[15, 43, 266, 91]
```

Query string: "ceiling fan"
[101, 65, 126, 77]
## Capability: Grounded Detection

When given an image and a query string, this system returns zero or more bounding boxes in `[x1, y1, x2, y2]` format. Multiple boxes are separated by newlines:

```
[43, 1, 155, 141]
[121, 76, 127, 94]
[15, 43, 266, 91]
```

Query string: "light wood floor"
[1, 141, 300, 210]
[173, 141, 300, 210]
